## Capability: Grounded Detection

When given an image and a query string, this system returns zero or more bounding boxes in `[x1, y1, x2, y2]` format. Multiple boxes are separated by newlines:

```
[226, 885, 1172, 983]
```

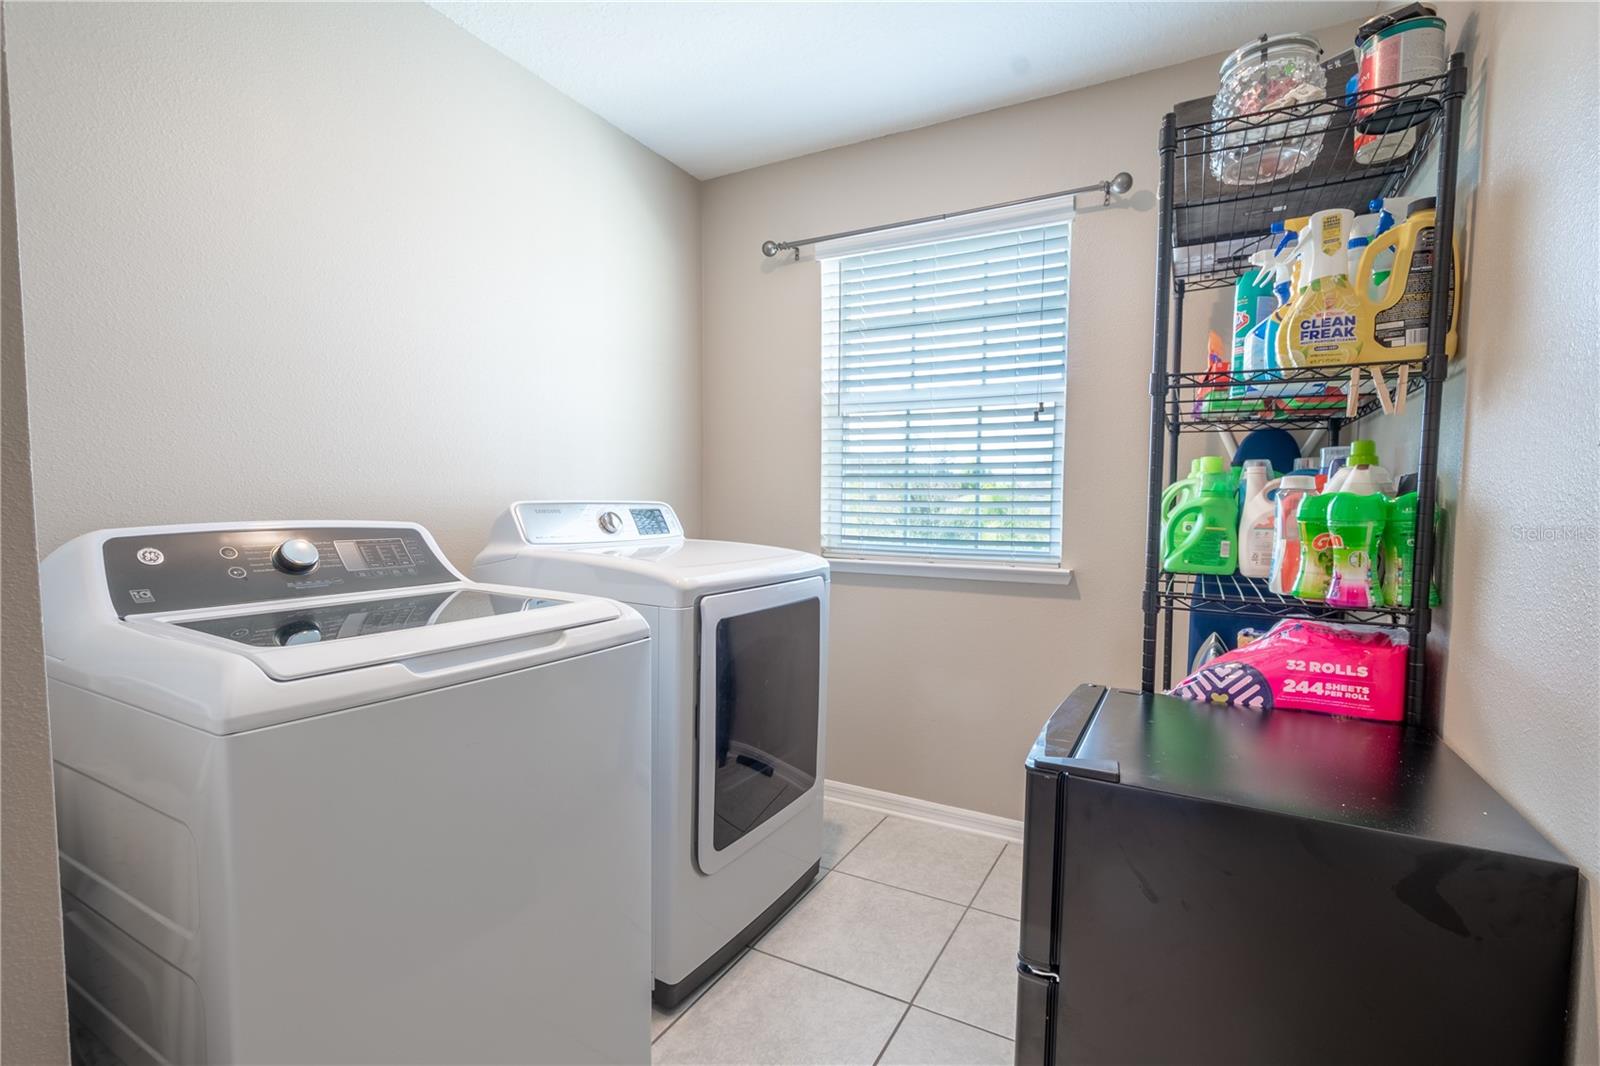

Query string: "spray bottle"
[1241, 248, 1277, 395]
[1284, 209, 1365, 366]
[1232, 257, 1276, 397]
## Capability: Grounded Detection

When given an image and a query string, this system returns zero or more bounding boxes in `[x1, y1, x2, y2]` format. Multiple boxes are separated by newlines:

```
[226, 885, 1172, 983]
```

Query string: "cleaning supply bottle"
[1161, 459, 1206, 521]
[1357, 196, 1460, 360]
[1381, 492, 1444, 607]
[1325, 492, 1390, 608]
[1291, 492, 1336, 601]
[1273, 224, 1309, 372]
[1347, 212, 1379, 280]
[1317, 444, 1352, 491]
[1241, 249, 1276, 395]
[1232, 259, 1275, 397]
[1284, 208, 1365, 366]
[1363, 197, 1410, 298]
[1252, 223, 1301, 395]
[1324, 439, 1396, 496]
[1163, 457, 1239, 575]
[1268, 474, 1317, 595]
[1160, 458, 1208, 555]
[1238, 460, 1278, 579]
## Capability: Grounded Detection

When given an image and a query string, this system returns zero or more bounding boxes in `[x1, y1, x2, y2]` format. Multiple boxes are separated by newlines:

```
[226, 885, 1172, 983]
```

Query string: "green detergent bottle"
[1291, 493, 1336, 600]
[1380, 492, 1444, 607]
[1161, 459, 1207, 523]
[1160, 458, 1212, 556]
[1325, 492, 1389, 608]
[1162, 457, 1238, 575]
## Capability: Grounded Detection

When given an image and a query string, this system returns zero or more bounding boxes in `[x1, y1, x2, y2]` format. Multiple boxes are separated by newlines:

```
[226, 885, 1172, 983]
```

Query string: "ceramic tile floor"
[651, 801, 1022, 1065]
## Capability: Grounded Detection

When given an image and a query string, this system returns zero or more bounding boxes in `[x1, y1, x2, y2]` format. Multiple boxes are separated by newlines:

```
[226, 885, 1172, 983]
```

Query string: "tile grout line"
[657, 813, 1016, 1057]
[824, 866, 983, 909]
[873, 845, 1009, 1064]
[653, 835, 849, 1048]
[649, 946, 750, 1047]
[748, 946, 915, 1005]
[823, 808, 888, 873]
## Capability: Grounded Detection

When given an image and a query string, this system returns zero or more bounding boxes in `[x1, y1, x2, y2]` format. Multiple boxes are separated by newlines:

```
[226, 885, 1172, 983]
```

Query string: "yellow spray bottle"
[1272, 215, 1311, 372]
[1356, 197, 1460, 360]
[1284, 209, 1365, 366]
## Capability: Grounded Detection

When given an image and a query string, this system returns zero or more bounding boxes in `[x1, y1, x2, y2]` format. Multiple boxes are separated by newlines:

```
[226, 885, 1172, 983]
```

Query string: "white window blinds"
[820, 218, 1070, 564]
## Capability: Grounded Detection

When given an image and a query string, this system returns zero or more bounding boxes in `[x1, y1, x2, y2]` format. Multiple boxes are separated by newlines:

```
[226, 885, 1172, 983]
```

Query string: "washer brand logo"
[136, 547, 165, 566]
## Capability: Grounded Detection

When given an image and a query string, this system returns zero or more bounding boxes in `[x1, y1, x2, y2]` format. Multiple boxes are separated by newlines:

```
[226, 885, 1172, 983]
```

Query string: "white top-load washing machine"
[474, 502, 827, 1007]
[42, 521, 653, 1065]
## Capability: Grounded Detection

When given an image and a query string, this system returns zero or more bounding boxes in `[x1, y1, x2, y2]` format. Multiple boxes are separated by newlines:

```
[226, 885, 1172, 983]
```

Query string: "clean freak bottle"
[1284, 208, 1366, 366]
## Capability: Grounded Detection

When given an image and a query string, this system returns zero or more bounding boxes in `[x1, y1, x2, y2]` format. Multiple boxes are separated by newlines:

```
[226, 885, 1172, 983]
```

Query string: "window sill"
[825, 556, 1075, 587]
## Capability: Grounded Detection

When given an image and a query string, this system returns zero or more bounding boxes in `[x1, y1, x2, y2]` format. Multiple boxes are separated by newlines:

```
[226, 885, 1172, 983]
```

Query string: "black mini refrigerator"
[1016, 684, 1579, 1065]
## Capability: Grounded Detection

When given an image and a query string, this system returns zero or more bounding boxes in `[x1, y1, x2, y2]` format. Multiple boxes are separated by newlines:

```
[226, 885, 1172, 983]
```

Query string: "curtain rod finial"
[761, 240, 783, 258]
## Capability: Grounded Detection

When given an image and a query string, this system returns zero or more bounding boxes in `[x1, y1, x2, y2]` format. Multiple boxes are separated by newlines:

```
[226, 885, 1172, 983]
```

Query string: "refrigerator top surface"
[1029, 684, 1572, 867]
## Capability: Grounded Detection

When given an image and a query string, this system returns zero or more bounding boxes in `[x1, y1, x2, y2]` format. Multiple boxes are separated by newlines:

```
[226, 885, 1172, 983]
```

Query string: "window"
[820, 215, 1070, 565]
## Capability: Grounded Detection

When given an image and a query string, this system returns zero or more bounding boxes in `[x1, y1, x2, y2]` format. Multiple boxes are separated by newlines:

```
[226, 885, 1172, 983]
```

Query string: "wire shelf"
[1158, 572, 1413, 625]
[1170, 58, 1448, 290]
[1165, 359, 1426, 431]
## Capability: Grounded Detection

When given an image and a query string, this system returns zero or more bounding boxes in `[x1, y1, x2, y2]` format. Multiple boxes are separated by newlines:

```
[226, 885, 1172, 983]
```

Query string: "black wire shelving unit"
[1140, 53, 1468, 728]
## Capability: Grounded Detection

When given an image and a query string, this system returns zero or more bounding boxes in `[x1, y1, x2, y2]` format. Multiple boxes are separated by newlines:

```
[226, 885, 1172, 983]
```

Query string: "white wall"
[5, 2, 701, 566]
[1423, 4, 1599, 1058]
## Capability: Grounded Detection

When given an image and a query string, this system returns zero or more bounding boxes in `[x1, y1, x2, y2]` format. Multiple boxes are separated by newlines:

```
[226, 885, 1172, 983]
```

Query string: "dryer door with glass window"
[695, 576, 825, 874]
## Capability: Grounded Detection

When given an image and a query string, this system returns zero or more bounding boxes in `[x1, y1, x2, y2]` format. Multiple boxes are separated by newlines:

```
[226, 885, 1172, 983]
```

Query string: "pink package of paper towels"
[1170, 619, 1408, 722]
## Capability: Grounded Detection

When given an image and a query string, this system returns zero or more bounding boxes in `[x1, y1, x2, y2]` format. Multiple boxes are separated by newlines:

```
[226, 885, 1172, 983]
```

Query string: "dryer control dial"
[273, 538, 321, 574]
[598, 511, 623, 535]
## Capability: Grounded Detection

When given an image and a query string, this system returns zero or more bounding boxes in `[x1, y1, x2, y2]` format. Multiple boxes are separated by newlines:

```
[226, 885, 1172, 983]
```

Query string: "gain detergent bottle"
[1325, 492, 1389, 608]
[1163, 457, 1238, 576]
[1284, 209, 1365, 366]
[1291, 493, 1336, 601]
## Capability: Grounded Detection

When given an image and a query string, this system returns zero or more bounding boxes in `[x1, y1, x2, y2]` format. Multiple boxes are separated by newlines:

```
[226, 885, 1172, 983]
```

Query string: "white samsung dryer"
[41, 521, 653, 1065]
[474, 502, 827, 1007]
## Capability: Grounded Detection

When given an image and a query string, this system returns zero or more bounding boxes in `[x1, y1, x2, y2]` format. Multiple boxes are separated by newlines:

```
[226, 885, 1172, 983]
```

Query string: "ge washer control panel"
[102, 526, 457, 618]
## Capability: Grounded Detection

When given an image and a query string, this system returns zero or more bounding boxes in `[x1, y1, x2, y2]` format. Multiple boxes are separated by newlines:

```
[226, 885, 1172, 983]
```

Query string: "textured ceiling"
[432, 2, 1377, 179]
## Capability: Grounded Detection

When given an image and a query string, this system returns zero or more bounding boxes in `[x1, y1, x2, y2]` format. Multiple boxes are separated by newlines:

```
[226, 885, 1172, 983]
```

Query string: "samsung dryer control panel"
[514, 501, 684, 546]
[102, 526, 455, 617]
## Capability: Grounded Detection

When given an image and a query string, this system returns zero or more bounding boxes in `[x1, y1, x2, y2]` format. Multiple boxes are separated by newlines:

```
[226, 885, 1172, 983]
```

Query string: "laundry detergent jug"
[1163, 458, 1239, 575]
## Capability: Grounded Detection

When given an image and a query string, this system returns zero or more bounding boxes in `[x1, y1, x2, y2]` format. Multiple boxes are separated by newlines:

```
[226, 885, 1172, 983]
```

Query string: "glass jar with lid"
[1210, 33, 1329, 186]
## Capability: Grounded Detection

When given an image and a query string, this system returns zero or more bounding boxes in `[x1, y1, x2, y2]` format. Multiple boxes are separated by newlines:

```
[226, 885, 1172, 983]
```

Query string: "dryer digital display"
[630, 508, 670, 536]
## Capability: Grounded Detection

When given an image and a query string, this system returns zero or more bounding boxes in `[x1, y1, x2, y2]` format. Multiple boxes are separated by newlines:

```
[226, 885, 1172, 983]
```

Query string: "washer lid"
[490, 540, 829, 607]
[129, 583, 625, 681]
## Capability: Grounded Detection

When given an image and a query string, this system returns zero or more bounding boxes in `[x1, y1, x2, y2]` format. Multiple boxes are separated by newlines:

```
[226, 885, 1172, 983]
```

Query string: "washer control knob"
[273, 538, 320, 574]
[598, 511, 623, 535]
[275, 619, 322, 646]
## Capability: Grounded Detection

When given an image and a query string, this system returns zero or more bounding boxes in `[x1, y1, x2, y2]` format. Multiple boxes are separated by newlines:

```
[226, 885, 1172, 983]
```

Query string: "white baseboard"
[824, 779, 1023, 845]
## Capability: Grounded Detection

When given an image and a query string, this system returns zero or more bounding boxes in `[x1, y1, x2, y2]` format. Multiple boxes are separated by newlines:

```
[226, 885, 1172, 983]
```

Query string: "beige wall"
[5, 2, 702, 567]
[1, 7, 69, 1060]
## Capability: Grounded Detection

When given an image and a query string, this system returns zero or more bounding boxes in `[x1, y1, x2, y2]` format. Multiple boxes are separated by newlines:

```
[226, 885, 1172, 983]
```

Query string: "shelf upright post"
[1162, 279, 1186, 689]
[1140, 114, 1179, 693]
[1404, 52, 1467, 727]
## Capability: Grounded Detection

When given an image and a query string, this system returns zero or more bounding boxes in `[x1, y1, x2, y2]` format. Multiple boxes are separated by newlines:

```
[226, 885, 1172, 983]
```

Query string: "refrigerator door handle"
[1015, 962, 1056, 1065]
[1018, 960, 1056, 981]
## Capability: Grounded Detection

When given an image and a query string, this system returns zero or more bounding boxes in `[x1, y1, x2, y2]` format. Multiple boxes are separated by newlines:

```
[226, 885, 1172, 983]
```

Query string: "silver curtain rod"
[760, 172, 1132, 258]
